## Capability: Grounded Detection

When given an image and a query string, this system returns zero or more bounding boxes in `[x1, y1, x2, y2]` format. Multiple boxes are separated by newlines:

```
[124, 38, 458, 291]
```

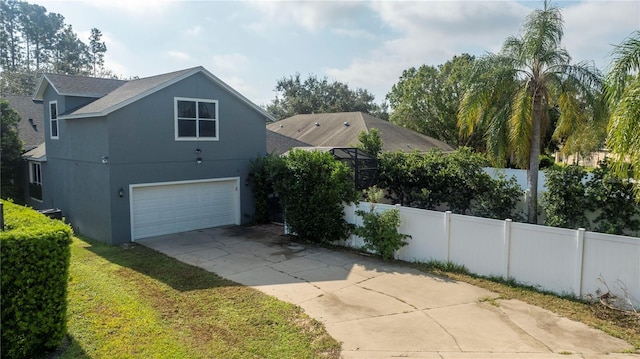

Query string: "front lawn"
[57, 236, 340, 358]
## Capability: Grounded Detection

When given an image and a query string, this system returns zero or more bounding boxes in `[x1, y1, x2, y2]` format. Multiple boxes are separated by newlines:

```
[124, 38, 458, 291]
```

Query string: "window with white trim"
[29, 162, 42, 201]
[49, 101, 58, 139]
[174, 97, 218, 140]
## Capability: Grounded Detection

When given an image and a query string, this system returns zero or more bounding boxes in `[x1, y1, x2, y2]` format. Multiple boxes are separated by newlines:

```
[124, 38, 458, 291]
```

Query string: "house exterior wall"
[104, 72, 266, 243]
[41, 86, 113, 242]
[38, 71, 267, 244]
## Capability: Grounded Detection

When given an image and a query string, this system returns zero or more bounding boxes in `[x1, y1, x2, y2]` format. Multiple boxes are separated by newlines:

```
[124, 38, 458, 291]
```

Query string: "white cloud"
[324, 1, 528, 100]
[211, 53, 250, 73]
[324, 0, 638, 101]
[218, 74, 270, 105]
[247, 1, 367, 32]
[332, 28, 376, 40]
[325, 58, 406, 101]
[78, 0, 173, 14]
[562, 1, 640, 69]
[186, 26, 203, 37]
[168, 51, 192, 61]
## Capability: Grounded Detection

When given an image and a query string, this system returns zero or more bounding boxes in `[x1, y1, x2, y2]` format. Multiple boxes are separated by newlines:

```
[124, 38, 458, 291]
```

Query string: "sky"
[36, 0, 640, 107]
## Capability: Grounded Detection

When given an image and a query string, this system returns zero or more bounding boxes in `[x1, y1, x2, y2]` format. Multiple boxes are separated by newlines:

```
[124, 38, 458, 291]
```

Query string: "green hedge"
[0, 201, 73, 359]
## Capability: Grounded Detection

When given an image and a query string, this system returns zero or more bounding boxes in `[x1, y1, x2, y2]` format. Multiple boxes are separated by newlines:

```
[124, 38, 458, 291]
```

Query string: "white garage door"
[130, 178, 240, 240]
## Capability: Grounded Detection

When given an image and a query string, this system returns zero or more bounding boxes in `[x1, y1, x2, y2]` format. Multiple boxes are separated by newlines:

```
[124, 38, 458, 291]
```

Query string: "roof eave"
[23, 154, 47, 162]
[60, 112, 103, 120]
[90, 67, 276, 122]
[33, 74, 54, 101]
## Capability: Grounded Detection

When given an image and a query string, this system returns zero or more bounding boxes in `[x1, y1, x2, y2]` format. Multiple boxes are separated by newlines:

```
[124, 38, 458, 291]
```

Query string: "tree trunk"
[528, 94, 543, 224]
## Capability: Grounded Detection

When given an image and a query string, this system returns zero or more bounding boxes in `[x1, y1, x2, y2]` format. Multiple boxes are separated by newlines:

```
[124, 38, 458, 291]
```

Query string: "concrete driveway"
[137, 225, 636, 358]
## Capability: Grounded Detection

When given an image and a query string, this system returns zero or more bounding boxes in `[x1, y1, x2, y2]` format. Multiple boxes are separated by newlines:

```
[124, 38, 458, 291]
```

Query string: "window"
[175, 98, 218, 140]
[29, 162, 42, 201]
[49, 101, 58, 139]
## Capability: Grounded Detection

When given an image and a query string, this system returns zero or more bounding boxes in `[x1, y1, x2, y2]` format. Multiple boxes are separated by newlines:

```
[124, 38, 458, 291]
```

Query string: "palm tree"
[605, 31, 640, 200]
[458, 0, 604, 224]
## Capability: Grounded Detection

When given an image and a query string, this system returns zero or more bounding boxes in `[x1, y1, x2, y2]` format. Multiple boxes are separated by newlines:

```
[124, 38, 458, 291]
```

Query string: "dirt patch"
[221, 223, 285, 240]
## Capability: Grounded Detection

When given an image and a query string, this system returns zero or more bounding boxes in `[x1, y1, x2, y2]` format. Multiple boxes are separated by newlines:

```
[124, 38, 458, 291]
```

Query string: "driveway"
[137, 225, 636, 358]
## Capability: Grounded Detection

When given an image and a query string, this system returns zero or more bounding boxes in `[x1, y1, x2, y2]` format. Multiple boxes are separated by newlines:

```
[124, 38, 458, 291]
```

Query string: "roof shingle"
[2, 94, 45, 151]
[266, 112, 454, 153]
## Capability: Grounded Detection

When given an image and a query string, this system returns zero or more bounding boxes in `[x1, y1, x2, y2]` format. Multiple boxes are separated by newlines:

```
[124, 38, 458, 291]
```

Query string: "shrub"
[354, 188, 410, 260]
[585, 160, 640, 235]
[249, 153, 284, 224]
[1, 201, 73, 359]
[272, 149, 358, 243]
[538, 154, 556, 169]
[441, 148, 492, 213]
[472, 173, 525, 220]
[378, 147, 515, 216]
[542, 165, 590, 229]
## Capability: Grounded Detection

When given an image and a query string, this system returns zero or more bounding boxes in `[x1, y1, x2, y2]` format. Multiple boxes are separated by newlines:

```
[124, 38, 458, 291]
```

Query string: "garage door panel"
[131, 179, 239, 240]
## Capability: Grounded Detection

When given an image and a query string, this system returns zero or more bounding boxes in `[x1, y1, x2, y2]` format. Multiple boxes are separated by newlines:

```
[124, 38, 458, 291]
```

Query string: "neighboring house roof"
[23, 143, 46, 162]
[1, 94, 45, 151]
[267, 112, 455, 153]
[266, 130, 312, 155]
[33, 73, 126, 100]
[33, 66, 275, 121]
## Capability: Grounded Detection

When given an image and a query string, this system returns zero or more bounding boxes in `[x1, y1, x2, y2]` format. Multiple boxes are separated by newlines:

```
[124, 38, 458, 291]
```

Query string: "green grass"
[58, 236, 340, 359]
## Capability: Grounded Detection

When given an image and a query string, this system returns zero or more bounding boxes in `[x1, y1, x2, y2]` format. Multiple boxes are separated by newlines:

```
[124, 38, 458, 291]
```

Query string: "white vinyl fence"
[342, 202, 640, 309]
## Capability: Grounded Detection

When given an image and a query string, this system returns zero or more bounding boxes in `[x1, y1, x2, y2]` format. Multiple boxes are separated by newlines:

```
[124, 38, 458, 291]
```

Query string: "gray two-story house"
[30, 66, 274, 244]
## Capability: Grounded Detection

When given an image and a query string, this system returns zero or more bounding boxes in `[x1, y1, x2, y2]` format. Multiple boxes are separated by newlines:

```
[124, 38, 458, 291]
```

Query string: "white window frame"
[174, 97, 219, 141]
[49, 101, 59, 139]
[29, 161, 42, 202]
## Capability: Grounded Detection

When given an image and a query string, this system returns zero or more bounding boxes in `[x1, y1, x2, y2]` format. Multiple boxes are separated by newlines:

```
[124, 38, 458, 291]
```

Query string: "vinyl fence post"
[445, 211, 452, 262]
[503, 218, 512, 279]
[574, 228, 586, 298]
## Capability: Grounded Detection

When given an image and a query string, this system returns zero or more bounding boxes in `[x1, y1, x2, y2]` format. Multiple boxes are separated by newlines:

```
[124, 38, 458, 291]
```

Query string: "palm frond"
[607, 77, 640, 198]
[508, 85, 532, 168]
[521, 0, 564, 59]
[606, 31, 640, 103]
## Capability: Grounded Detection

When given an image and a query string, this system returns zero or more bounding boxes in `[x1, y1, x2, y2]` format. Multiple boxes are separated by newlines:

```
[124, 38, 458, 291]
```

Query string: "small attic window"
[315, 122, 320, 127]
[343, 122, 350, 126]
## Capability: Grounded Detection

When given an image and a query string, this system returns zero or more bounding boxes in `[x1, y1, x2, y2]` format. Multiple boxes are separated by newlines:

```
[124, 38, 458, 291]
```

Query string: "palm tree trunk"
[528, 94, 543, 224]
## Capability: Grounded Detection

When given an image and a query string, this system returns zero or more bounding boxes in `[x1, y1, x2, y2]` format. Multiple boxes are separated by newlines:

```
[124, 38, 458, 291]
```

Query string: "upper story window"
[174, 97, 218, 141]
[49, 101, 59, 139]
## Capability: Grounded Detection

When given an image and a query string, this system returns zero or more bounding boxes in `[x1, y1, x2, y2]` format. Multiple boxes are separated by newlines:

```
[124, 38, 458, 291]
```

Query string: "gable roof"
[1, 94, 45, 151]
[33, 66, 275, 121]
[34, 73, 126, 100]
[266, 112, 454, 153]
[266, 129, 312, 155]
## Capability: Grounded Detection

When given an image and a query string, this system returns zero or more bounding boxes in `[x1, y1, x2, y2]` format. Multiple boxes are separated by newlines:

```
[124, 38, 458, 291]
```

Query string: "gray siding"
[44, 159, 112, 242]
[40, 71, 266, 244]
[106, 72, 266, 243]
[41, 86, 112, 242]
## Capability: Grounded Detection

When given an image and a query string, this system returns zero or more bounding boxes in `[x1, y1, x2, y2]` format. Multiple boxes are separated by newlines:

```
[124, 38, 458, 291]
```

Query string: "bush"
[1, 201, 73, 359]
[378, 147, 522, 218]
[249, 153, 283, 224]
[354, 188, 410, 260]
[441, 148, 492, 213]
[585, 160, 640, 235]
[538, 154, 556, 169]
[542, 165, 590, 229]
[272, 149, 358, 243]
[472, 173, 524, 220]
